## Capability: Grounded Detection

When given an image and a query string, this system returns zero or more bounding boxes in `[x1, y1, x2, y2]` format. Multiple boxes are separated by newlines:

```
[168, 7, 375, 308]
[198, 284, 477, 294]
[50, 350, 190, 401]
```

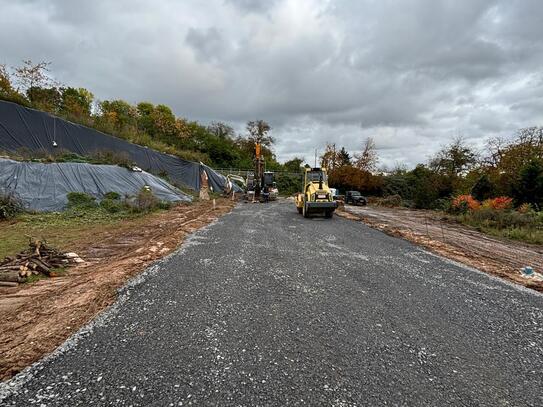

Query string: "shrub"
[431, 198, 451, 211]
[100, 198, 125, 213]
[481, 196, 513, 211]
[451, 195, 480, 214]
[381, 194, 402, 207]
[132, 187, 159, 212]
[66, 192, 97, 208]
[103, 191, 121, 200]
[0, 193, 24, 220]
[517, 203, 533, 214]
[468, 207, 537, 229]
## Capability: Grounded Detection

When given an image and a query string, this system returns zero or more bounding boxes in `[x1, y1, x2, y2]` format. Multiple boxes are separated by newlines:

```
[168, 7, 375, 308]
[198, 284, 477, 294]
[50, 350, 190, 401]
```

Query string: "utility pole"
[314, 148, 318, 168]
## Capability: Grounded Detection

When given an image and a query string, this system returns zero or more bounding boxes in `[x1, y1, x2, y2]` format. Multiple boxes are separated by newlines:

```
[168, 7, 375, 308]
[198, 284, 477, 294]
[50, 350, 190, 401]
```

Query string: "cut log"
[0, 271, 21, 282]
[29, 258, 51, 274]
[0, 281, 18, 287]
[0, 265, 23, 271]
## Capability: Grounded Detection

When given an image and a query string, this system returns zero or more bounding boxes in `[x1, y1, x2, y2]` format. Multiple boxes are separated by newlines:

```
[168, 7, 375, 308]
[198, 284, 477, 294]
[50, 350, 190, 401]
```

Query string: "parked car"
[329, 188, 341, 200]
[345, 190, 367, 206]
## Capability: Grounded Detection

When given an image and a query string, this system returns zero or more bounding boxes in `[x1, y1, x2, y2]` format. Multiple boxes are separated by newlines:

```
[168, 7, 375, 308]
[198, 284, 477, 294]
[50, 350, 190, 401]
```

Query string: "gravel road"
[2, 200, 542, 406]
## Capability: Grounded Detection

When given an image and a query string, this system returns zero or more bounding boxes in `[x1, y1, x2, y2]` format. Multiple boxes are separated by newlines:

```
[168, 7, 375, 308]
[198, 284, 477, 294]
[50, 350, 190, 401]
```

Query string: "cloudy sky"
[1, 0, 542, 167]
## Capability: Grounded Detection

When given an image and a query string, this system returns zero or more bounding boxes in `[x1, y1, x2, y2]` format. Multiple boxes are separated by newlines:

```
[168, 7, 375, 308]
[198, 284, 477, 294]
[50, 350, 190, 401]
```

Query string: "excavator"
[226, 142, 277, 202]
[295, 167, 337, 218]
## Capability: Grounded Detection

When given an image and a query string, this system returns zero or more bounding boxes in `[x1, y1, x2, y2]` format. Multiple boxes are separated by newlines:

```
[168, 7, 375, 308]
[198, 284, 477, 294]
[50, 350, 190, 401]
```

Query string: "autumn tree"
[99, 100, 138, 132]
[61, 87, 94, 119]
[0, 64, 14, 96]
[14, 60, 55, 103]
[27, 86, 61, 113]
[354, 137, 378, 172]
[1, 63, 42, 106]
[328, 165, 383, 195]
[320, 143, 338, 172]
[246, 120, 273, 147]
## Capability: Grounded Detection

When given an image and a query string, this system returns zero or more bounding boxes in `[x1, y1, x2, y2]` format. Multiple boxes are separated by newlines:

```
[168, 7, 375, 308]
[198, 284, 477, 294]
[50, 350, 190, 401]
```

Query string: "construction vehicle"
[295, 167, 337, 218]
[263, 171, 278, 201]
[226, 143, 278, 202]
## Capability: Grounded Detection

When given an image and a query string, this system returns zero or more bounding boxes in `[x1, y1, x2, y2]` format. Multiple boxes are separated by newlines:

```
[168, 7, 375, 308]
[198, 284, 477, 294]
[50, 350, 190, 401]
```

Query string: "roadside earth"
[0, 198, 235, 380]
[338, 205, 543, 292]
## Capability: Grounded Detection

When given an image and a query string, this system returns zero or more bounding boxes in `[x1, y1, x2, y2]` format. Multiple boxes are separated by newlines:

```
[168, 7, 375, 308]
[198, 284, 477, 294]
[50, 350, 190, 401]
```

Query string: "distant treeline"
[0, 60, 305, 174]
[321, 129, 543, 210]
[1, 61, 542, 208]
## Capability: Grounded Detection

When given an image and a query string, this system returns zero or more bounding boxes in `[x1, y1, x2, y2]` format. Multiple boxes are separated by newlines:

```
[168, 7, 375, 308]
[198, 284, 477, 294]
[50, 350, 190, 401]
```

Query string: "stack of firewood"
[0, 239, 83, 287]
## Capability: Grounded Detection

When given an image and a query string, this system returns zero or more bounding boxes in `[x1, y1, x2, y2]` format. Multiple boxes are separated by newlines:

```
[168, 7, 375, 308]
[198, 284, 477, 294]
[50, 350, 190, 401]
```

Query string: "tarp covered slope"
[0, 158, 192, 212]
[0, 100, 228, 191]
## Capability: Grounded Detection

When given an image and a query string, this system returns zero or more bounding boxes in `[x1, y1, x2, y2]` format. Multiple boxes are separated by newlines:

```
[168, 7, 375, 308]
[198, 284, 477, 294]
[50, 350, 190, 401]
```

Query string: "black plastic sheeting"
[0, 158, 192, 212]
[0, 100, 229, 192]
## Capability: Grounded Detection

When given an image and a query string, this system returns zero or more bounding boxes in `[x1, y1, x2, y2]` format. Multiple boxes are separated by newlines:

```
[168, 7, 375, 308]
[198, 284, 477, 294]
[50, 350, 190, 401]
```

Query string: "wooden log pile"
[0, 239, 83, 287]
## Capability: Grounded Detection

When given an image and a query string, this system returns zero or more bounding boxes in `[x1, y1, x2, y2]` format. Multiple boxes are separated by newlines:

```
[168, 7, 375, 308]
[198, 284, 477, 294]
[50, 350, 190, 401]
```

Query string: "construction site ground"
[0, 199, 234, 381]
[1, 200, 542, 406]
[339, 204, 543, 292]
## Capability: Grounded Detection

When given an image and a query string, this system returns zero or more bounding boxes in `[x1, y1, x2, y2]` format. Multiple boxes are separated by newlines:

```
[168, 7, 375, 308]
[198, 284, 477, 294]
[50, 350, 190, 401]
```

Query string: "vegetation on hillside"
[0, 60, 285, 170]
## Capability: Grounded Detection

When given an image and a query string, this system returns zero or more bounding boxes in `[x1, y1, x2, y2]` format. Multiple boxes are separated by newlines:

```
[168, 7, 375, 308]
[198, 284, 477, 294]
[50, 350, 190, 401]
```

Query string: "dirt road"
[340, 205, 543, 292]
[2, 200, 542, 406]
[0, 199, 234, 381]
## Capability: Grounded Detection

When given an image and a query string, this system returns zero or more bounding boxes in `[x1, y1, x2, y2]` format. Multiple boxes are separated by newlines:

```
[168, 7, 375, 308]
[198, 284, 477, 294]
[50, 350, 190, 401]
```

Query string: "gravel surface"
[2, 200, 542, 406]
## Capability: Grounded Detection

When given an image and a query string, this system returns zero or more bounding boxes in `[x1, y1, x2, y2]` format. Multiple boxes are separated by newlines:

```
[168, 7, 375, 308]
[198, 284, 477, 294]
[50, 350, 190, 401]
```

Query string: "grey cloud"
[225, 0, 279, 13]
[1, 0, 542, 166]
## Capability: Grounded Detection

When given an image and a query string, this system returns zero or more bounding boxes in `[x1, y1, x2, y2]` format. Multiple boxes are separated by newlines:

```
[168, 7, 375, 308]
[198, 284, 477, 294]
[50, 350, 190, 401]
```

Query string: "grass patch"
[25, 274, 45, 284]
[449, 209, 543, 245]
[0, 206, 151, 260]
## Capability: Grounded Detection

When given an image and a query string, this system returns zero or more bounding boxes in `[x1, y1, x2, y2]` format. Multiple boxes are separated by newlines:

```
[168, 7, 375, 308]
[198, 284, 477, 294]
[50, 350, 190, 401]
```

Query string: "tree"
[0, 64, 14, 96]
[284, 157, 304, 172]
[246, 120, 273, 146]
[513, 160, 543, 208]
[471, 174, 496, 201]
[409, 164, 453, 209]
[320, 143, 338, 172]
[208, 122, 234, 139]
[61, 87, 94, 119]
[328, 165, 383, 195]
[337, 147, 351, 166]
[0, 64, 29, 106]
[354, 137, 378, 172]
[430, 137, 477, 177]
[14, 60, 55, 103]
[99, 100, 138, 131]
[136, 102, 155, 134]
[26, 86, 61, 113]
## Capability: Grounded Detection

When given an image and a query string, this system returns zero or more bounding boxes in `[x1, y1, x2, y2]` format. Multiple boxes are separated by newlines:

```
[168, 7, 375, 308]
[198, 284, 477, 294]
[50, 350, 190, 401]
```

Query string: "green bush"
[432, 198, 451, 211]
[103, 191, 121, 200]
[66, 192, 97, 208]
[275, 173, 302, 196]
[100, 198, 125, 213]
[0, 193, 24, 220]
[157, 201, 172, 210]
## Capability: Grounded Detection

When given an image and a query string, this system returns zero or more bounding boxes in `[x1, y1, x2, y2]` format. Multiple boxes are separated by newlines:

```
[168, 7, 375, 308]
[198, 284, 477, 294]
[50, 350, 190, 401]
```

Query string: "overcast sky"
[1, 0, 542, 167]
